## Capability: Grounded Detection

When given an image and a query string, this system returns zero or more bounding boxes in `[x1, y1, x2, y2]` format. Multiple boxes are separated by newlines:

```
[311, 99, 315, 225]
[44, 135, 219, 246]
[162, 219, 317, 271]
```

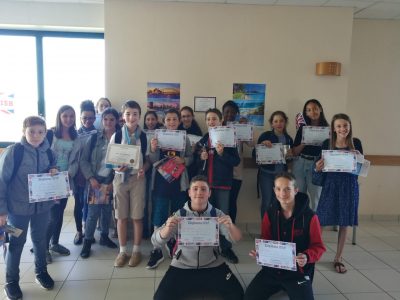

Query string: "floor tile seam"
[354, 267, 392, 295]
[350, 239, 400, 272]
[54, 257, 79, 299]
[315, 270, 342, 295]
[342, 291, 396, 299]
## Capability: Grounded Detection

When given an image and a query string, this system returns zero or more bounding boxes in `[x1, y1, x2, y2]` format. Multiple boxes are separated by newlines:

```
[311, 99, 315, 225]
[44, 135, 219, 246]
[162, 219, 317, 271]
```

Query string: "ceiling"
[11, 0, 400, 20]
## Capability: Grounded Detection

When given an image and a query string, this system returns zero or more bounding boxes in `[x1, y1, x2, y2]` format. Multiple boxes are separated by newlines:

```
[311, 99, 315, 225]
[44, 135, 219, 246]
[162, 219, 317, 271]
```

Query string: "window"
[0, 30, 104, 145]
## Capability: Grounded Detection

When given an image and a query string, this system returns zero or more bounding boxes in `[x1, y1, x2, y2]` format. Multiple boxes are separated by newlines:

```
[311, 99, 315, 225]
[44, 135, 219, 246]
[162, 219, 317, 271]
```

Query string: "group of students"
[0, 97, 363, 300]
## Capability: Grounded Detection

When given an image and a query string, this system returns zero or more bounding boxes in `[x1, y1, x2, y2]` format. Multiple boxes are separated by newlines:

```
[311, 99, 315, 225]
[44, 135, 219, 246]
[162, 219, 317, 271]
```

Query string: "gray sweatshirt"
[0, 138, 56, 216]
[151, 201, 234, 269]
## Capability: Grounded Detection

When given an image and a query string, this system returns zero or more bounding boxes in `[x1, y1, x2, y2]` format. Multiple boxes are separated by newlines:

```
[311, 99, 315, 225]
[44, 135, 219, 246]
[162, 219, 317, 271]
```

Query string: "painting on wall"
[147, 82, 180, 121]
[232, 83, 266, 126]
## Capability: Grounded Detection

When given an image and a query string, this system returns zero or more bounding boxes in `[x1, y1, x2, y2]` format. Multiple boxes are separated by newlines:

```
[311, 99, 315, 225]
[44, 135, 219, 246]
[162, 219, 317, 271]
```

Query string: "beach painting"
[147, 82, 180, 121]
[233, 83, 266, 126]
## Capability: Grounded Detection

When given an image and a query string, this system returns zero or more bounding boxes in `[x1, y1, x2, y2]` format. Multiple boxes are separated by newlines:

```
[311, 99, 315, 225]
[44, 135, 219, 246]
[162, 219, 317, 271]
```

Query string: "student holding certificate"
[291, 99, 329, 211]
[245, 173, 325, 300]
[153, 175, 244, 300]
[0, 116, 58, 299]
[195, 108, 241, 264]
[314, 114, 363, 274]
[222, 100, 254, 224]
[147, 109, 193, 269]
[79, 108, 121, 259]
[111, 101, 150, 268]
[253, 111, 293, 219]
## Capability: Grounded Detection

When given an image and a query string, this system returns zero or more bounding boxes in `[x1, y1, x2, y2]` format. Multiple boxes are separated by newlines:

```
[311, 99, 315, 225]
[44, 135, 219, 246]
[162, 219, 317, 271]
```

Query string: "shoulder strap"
[89, 133, 97, 158]
[210, 207, 217, 217]
[46, 148, 54, 167]
[11, 143, 24, 181]
[115, 130, 122, 144]
[46, 130, 54, 147]
[179, 208, 186, 217]
[140, 131, 147, 161]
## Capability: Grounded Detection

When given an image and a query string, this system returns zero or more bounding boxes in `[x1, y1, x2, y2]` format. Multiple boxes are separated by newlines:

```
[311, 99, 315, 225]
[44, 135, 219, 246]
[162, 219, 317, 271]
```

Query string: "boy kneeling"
[153, 175, 244, 300]
[245, 172, 326, 300]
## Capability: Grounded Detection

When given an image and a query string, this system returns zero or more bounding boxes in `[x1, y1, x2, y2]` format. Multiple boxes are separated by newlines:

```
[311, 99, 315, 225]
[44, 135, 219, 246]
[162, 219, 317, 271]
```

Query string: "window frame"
[0, 29, 104, 147]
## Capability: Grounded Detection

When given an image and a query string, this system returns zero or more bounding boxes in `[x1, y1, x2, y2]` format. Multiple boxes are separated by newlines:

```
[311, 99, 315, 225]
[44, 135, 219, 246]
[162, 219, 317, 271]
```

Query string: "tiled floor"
[2, 215, 400, 300]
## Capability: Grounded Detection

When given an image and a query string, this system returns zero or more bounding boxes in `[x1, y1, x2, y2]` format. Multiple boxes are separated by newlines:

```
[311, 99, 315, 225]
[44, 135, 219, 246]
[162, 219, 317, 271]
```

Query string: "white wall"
[347, 20, 400, 218]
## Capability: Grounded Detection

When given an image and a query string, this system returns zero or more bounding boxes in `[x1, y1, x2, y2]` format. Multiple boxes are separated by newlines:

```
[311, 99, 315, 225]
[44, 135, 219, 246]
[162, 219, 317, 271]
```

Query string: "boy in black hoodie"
[244, 172, 325, 300]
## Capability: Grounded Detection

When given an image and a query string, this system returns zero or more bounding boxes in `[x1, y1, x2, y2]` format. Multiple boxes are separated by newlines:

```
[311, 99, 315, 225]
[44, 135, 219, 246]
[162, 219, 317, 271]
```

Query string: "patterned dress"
[316, 138, 363, 226]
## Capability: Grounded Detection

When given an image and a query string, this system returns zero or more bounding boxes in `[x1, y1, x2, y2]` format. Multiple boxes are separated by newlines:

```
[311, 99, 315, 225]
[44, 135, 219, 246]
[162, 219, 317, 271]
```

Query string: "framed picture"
[194, 96, 216, 112]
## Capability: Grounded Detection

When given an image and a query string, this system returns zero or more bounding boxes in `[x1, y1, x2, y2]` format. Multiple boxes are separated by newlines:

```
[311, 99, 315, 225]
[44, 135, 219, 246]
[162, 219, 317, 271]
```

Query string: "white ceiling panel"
[324, 0, 374, 12]
[6, 0, 400, 19]
[355, 1, 400, 19]
[275, 0, 328, 6]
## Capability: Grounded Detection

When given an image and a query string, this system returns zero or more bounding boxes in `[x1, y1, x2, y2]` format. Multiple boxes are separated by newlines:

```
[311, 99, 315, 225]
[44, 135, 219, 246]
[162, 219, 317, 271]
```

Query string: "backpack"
[114, 129, 147, 162]
[10, 143, 54, 182]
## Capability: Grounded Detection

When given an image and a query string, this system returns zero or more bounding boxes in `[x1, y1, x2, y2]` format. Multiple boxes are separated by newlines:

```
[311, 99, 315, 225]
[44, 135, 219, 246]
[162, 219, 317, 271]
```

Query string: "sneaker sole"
[49, 250, 70, 256]
[4, 289, 22, 300]
[35, 278, 54, 290]
[146, 256, 165, 269]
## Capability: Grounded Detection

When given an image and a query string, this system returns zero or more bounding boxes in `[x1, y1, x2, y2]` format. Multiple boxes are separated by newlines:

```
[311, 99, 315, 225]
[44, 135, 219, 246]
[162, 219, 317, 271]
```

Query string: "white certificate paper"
[209, 126, 236, 148]
[28, 171, 71, 203]
[155, 129, 186, 152]
[178, 217, 219, 246]
[187, 134, 202, 146]
[106, 143, 140, 169]
[322, 150, 357, 172]
[255, 239, 297, 271]
[301, 126, 330, 145]
[255, 143, 285, 164]
[228, 123, 253, 142]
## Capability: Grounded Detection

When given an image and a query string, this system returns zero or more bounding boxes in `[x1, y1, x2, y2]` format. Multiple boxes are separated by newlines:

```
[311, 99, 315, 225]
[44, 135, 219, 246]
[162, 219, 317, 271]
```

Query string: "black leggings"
[47, 198, 68, 247]
[154, 264, 244, 300]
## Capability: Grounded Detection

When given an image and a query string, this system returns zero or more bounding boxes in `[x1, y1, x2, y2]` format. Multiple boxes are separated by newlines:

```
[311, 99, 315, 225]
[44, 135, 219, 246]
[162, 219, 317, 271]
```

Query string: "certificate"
[178, 217, 219, 246]
[187, 134, 202, 146]
[194, 96, 216, 112]
[228, 122, 253, 142]
[155, 129, 186, 152]
[301, 126, 330, 145]
[209, 126, 236, 148]
[255, 143, 285, 164]
[105, 143, 141, 169]
[322, 150, 357, 172]
[255, 239, 297, 271]
[28, 171, 71, 203]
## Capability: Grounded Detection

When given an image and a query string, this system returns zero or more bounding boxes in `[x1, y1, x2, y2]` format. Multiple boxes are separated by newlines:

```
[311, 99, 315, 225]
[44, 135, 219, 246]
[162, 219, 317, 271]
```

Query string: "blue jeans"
[292, 157, 322, 211]
[6, 211, 50, 283]
[209, 189, 232, 252]
[84, 203, 112, 240]
[259, 170, 275, 219]
[152, 192, 187, 227]
[74, 185, 88, 233]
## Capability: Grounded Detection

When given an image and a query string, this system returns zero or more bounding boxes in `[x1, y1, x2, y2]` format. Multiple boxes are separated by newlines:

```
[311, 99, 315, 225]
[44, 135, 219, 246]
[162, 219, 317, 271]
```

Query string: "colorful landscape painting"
[147, 82, 180, 120]
[232, 83, 266, 126]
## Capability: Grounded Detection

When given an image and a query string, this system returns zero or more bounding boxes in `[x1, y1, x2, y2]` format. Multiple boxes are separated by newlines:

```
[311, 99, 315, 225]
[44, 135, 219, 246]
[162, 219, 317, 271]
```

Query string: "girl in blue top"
[254, 111, 293, 219]
[46, 105, 82, 262]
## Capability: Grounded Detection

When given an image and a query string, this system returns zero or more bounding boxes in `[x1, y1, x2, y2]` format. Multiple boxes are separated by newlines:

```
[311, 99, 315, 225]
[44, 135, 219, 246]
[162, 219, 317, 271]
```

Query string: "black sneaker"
[146, 249, 164, 269]
[50, 244, 70, 256]
[221, 248, 239, 264]
[35, 271, 54, 290]
[80, 239, 92, 259]
[46, 250, 53, 264]
[99, 235, 118, 249]
[165, 238, 176, 258]
[4, 282, 23, 300]
[73, 232, 83, 245]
